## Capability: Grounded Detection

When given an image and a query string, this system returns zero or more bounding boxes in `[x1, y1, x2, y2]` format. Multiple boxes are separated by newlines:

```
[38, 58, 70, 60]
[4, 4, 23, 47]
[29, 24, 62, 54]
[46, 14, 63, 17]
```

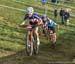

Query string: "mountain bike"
[26, 24, 40, 56]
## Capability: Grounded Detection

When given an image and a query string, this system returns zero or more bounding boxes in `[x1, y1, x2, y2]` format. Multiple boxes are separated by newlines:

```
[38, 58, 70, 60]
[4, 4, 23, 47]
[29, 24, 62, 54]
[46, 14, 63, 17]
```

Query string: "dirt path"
[0, 44, 74, 64]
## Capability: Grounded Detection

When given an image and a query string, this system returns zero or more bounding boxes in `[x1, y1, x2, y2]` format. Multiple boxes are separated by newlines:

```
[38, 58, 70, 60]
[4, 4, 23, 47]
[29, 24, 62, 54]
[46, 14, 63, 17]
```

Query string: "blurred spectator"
[41, 0, 47, 5]
[54, 8, 58, 22]
[59, 8, 65, 24]
[51, 0, 60, 4]
[64, 9, 70, 25]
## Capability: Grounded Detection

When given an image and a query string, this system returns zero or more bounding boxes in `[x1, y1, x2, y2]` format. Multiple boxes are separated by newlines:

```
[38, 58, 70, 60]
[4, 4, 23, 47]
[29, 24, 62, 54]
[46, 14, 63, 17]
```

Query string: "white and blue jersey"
[24, 13, 40, 25]
[47, 19, 57, 33]
[47, 20, 57, 27]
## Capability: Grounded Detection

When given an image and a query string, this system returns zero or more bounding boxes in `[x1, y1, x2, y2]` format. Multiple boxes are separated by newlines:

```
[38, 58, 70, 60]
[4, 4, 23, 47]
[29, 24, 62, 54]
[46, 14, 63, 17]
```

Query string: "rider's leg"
[28, 31, 33, 44]
[33, 27, 40, 45]
[51, 27, 56, 44]
[50, 28, 56, 49]
[51, 33, 56, 49]
[52, 33, 56, 44]
[49, 34, 53, 41]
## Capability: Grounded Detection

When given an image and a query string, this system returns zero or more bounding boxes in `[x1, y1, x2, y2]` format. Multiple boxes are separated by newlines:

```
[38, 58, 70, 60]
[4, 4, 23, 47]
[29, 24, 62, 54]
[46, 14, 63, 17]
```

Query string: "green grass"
[0, 0, 75, 64]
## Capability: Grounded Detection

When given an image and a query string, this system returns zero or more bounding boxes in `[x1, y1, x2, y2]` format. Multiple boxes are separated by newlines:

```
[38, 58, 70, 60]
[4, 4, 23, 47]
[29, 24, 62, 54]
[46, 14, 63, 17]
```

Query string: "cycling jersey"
[47, 20, 57, 27]
[24, 13, 40, 25]
[47, 20, 57, 33]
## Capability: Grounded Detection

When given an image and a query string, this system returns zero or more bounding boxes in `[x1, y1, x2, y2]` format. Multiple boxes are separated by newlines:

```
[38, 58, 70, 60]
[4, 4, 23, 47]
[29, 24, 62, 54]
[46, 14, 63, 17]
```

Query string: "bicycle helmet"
[42, 14, 48, 21]
[26, 7, 34, 14]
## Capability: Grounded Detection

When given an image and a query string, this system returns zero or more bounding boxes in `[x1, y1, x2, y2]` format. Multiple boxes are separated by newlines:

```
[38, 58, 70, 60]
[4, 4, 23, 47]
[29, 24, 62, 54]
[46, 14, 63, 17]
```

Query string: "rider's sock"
[28, 45, 31, 47]
[37, 38, 40, 45]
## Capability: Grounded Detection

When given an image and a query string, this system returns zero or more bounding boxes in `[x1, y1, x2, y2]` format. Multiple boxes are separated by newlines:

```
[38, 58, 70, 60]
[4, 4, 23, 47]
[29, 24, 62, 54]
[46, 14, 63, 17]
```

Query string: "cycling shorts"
[48, 26, 56, 33]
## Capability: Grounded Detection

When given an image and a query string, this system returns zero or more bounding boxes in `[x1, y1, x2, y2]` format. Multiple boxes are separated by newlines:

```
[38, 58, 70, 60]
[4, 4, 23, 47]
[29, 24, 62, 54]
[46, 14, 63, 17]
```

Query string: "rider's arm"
[38, 18, 43, 25]
[34, 14, 43, 25]
[20, 14, 28, 25]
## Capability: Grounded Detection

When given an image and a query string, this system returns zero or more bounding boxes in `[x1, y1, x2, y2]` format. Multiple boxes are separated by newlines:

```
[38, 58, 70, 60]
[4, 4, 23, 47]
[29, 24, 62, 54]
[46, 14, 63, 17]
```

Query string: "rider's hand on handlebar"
[19, 21, 26, 27]
[38, 21, 43, 26]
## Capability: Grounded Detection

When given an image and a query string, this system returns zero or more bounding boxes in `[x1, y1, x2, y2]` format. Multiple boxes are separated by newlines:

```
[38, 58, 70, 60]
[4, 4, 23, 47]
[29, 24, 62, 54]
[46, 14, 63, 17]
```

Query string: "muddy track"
[0, 44, 74, 64]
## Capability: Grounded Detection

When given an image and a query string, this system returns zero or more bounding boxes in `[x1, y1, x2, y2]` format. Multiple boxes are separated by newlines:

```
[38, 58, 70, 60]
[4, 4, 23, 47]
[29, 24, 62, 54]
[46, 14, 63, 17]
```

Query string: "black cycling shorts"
[48, 26, 56, 33]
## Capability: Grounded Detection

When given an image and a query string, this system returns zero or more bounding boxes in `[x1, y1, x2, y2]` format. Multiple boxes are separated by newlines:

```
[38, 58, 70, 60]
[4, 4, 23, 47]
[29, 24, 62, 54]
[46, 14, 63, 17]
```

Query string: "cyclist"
[46, 18, 59, 48]
[20, 7, 42, 46]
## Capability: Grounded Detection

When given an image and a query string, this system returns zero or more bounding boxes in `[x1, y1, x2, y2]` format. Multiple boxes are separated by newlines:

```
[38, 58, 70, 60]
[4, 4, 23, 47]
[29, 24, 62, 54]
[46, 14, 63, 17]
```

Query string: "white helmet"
[26, 7, 34, 14]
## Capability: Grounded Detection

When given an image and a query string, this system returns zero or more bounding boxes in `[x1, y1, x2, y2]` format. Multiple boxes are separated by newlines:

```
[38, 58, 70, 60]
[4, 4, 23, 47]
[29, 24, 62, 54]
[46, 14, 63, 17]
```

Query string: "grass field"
[0, 0, 75, 64]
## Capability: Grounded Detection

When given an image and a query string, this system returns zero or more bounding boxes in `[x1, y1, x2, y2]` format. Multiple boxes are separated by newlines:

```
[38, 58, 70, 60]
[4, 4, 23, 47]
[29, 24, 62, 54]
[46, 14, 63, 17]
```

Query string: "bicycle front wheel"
[26, 34, 33, 56]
